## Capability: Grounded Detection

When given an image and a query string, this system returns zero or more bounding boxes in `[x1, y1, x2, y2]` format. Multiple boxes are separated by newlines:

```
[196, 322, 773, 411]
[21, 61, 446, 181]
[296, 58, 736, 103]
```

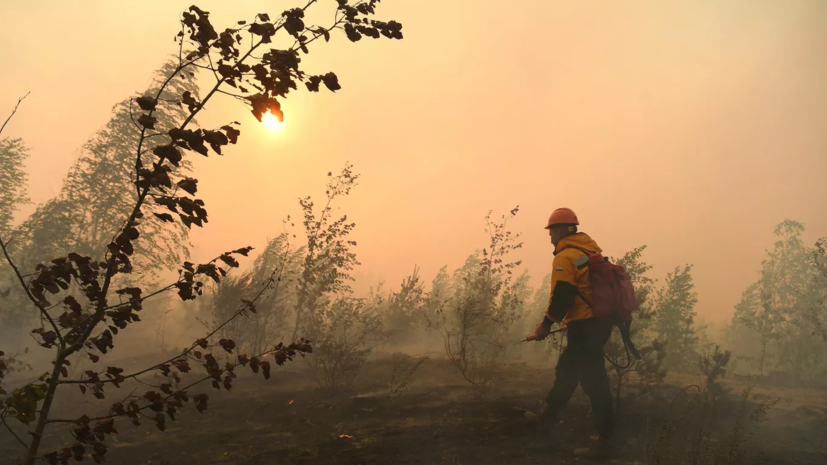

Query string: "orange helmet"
[545, 207, 579, 229]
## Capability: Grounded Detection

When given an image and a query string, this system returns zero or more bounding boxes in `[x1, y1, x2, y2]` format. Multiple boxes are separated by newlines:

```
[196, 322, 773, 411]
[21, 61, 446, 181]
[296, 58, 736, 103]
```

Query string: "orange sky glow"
[1, 0, 826, 326]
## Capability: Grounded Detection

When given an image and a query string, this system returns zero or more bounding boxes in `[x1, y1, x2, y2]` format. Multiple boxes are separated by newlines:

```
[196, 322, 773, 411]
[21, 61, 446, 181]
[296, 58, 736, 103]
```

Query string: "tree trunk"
[25, 349, 65, 465]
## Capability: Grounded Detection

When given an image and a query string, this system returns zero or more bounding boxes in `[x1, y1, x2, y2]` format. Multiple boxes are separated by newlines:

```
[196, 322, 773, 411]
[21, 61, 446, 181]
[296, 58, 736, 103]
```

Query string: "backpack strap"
[564, 247, 594, 307]
[567, 247, 642, 361]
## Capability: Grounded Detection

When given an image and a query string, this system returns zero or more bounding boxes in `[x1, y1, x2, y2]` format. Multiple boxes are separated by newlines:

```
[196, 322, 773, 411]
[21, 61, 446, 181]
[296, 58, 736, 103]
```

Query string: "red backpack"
[572, 249, 641, 361]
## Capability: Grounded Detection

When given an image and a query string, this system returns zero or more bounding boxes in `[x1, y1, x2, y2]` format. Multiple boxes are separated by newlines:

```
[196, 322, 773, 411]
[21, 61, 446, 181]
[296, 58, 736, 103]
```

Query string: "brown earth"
[2, 354, 826, 465]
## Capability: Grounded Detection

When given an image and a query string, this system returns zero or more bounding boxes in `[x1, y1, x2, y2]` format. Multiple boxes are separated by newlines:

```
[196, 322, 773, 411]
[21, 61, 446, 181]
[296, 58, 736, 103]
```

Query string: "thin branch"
[100, 283, 177, 312]
[47, 344, 294, 425]
[177, 23, 186, 66]
[0, 92, 30, 138]
[61, 267, 277, 386]
[142, 132, 173, 140]
[0, 413, 28, 450]
[206, 50, 222, 83]
[216, 89, 248, 100]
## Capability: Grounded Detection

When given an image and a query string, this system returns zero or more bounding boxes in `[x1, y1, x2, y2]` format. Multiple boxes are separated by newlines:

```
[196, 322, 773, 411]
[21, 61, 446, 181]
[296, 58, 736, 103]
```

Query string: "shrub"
[432, 208, 524, 390]
[306, 297, 385, 394]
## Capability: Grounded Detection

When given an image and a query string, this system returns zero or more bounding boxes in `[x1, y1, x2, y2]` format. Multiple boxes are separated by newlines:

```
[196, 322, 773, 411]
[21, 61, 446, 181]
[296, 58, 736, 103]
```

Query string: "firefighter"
[526, 207, 615, 458]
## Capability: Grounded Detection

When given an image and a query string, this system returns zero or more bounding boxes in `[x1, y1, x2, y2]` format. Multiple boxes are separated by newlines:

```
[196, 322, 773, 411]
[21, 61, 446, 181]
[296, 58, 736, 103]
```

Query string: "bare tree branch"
[0, 412, 28, 450]
[0, 92, 30, 138]
[61, 267, 279, 386]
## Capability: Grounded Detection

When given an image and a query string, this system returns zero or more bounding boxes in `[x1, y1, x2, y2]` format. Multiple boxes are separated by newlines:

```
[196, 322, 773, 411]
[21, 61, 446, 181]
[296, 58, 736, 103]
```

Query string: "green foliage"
[306, 297, 385, 393]
[605, 246, 667, 408]
[653, 264, 699, 371]
[3, 383, 48, 425]
[1, 62, 200, 335]
[812, 238, 827, 342]
[11, 60, 198, 278]
[432, 207, 525, 389]
[501, 270, 534, 358]
[422, 265, 451, 336]
[0, 138, 29, 237]
[528, 274, 561, 357]
[291, 164, 361, 341]
[383, 267, 427, 345]
[699, 343, 732, 399]
[728, 220, 827, 380]
[209, 232, 303, 354]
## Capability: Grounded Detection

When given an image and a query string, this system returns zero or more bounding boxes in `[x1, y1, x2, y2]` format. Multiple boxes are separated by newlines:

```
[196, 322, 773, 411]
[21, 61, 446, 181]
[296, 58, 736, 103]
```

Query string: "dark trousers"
[546, 318, 614, 438]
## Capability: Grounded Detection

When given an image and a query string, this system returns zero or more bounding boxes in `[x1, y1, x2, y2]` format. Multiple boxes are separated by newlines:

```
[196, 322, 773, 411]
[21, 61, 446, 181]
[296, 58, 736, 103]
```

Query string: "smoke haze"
[2, 0, 826, 326]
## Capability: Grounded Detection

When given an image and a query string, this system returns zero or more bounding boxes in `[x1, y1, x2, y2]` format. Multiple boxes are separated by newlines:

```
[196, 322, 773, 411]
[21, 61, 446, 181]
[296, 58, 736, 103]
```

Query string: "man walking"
[526, 207, 615, 458]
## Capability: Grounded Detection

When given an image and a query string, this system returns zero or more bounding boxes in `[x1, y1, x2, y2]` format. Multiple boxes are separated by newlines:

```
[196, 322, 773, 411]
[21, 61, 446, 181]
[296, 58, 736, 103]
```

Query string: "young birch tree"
[0, 3, 403, 463]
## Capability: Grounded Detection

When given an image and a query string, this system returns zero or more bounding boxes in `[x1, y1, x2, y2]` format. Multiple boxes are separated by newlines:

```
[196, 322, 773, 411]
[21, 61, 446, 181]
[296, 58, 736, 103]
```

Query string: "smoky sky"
[1, 0, 825, 326]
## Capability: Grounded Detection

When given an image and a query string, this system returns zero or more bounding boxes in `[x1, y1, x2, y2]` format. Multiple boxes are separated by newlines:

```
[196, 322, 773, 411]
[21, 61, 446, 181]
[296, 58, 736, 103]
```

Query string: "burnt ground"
[2, 354, 826, 465]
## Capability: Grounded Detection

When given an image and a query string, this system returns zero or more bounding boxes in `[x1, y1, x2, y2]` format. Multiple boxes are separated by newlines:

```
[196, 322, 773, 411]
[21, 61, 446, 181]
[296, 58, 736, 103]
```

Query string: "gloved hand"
[525, 319, 552, 341]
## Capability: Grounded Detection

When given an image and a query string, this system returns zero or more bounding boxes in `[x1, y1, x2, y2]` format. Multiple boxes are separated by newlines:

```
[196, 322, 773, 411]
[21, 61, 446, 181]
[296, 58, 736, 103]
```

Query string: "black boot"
[524, 403, 558, 432]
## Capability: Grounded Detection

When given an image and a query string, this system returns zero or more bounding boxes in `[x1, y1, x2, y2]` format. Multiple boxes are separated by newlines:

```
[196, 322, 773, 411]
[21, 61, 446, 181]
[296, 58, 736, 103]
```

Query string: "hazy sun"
[262, 110, 283, 131]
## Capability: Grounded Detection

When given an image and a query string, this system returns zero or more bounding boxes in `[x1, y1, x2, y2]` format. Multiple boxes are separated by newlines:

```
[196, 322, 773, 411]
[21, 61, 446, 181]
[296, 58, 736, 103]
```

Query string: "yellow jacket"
[546, 232, 602, 324]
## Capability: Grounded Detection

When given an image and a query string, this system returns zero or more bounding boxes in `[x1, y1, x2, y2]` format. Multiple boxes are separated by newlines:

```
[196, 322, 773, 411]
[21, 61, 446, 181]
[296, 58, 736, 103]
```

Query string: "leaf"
[219, 254, 239, 268]
[218, 338, 236, 353]
[221, 125, 240, 144]
[137, 114, 157, 130]
[322, 72, 341, 92]
[154, 212, 175, 223]
[64, 295, 83, 313]
[177, 178, 198, 195]
[305, 75, 322, 92]
[182, 90, 200, 113]
[194, 393, 209, 413]
[136, 96, 156, 111]
[232, 246, 253, 256]
[153, 144, 182, 166]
